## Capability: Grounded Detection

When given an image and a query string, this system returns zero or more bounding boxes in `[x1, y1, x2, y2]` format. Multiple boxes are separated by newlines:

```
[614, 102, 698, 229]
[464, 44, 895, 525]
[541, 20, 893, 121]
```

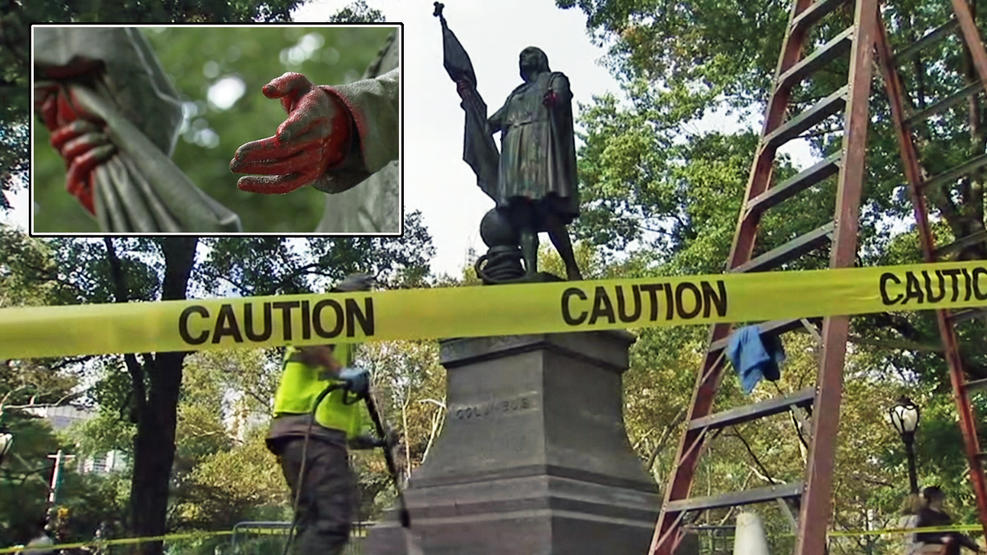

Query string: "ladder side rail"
[873, 17, 937, 260]
[877, 12, 987, 542]
[793, 1, 880, 553]
[951, 0, 987, 97]
[650, 3, 820, 552]
[651, 338, 730, 553]
[651, 1, 841, 552]
[726, 0, 823, 272]
[941, 313, 987, 539]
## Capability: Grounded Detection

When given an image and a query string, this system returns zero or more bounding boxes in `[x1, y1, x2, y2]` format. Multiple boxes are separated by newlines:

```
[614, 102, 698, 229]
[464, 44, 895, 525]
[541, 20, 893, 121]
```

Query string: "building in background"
[25, 405, 126, 474]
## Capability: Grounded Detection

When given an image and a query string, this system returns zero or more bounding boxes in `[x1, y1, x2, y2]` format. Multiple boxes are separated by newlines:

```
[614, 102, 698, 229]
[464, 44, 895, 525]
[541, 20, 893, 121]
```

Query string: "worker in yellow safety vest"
[266, 272, 386, 555]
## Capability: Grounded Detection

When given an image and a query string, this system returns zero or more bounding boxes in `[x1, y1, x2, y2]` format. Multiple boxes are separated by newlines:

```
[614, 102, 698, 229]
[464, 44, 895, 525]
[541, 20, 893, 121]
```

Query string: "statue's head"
[519, 47, 550, 82]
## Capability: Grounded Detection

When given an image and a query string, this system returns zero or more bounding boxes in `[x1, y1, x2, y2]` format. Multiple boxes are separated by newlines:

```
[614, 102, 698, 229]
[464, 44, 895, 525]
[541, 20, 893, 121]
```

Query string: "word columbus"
[178, 297, 375, 345]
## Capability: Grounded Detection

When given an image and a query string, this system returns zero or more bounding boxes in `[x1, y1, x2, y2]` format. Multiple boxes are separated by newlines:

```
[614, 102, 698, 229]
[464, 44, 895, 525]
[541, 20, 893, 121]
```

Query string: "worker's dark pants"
[276, 437, 355, 555]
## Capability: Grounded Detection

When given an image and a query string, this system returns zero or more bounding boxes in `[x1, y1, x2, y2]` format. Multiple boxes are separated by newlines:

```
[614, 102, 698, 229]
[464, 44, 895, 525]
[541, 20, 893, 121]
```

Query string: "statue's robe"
[488, 71, 579, 227]
[315, 33, 401, 234]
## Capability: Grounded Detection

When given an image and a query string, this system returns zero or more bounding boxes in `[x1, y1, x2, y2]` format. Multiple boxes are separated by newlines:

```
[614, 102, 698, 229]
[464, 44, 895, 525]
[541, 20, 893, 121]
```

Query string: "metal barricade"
[228, 521, 374, 554]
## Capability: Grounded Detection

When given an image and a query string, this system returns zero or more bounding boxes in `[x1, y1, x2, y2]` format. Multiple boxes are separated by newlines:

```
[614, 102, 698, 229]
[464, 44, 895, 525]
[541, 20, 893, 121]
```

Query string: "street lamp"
[0, 427, 13, 466]
[888, 396, 921, 494]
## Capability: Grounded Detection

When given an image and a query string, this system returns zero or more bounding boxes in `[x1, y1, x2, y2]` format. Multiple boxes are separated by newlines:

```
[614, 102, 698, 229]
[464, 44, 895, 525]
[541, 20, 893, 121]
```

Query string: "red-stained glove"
[230, 72, 353, 194]
[36, 84, 115, 215]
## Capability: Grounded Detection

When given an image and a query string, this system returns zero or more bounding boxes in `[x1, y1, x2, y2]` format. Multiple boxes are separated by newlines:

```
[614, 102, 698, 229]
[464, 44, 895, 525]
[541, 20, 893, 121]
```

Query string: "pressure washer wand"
[364, 392, 411, 528]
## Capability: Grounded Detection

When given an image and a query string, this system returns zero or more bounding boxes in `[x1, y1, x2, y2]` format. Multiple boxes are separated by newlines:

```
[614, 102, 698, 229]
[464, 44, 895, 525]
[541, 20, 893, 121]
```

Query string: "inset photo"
[31, 24, 401, 235]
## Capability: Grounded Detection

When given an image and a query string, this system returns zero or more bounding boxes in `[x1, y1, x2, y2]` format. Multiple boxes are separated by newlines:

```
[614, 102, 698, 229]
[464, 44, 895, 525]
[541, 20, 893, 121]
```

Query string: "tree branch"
[729, 426, 784, 485]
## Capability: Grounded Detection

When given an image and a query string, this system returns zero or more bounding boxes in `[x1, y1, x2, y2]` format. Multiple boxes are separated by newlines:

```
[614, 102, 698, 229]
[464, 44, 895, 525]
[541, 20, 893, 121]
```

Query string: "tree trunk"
[105, 237, 198, 555]
[129, 352, 184, 555]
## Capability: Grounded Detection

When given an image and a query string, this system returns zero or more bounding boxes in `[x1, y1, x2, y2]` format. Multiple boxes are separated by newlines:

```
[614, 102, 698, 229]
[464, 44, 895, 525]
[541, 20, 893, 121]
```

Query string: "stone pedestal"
[368, 331, 659, 554]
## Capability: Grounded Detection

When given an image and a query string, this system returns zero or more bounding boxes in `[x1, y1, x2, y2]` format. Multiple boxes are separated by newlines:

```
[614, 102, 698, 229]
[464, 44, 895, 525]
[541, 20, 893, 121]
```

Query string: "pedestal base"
[368, 331, 660, 554]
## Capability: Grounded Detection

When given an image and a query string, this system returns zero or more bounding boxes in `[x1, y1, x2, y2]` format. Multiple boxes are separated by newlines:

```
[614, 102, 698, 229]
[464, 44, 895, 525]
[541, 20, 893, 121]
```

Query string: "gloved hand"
[230, 72, 353, 194]
[348, 428, 399, 450]
[349, 429, 399, 450]
[338, 367, 370, 398]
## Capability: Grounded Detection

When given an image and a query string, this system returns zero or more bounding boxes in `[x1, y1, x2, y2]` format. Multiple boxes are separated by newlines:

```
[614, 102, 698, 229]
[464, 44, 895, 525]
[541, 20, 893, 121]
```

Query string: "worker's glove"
[338, 367, 370, 398]
[348, 429, 399, 450]
[348, 428, 399, 450]
[230, 72, 353, 194]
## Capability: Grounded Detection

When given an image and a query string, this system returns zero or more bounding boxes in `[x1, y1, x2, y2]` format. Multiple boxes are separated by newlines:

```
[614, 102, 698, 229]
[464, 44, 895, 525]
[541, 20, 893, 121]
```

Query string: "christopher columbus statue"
[436, 3, 582, 281]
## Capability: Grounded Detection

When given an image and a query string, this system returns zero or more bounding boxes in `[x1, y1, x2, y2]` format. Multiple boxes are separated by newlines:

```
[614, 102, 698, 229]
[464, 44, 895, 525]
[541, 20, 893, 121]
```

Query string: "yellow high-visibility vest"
[272, 344, 367, 439]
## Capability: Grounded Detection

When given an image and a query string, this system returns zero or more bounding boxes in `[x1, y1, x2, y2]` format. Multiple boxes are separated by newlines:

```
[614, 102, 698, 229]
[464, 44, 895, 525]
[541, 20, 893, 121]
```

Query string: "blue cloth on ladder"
[726, 326, 786, 395]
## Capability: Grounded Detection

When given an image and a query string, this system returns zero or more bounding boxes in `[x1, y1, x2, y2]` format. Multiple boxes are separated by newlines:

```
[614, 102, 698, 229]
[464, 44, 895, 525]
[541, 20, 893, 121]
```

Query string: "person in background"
[914, 486, 983, 554]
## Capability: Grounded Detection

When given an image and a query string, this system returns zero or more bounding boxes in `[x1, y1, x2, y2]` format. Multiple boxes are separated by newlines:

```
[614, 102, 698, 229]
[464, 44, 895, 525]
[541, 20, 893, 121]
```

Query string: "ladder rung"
[665, 482, 804, 513]
[708, 319, 816, 354]
[949, 307, 987, 324]
[778, 27, 854, 91]
[966, 377, 987, 393]
[688, 387, 816, 432]
[765, 87, 848, 150]
[791, 0, 850, 34]
[906, 81, 983, 126]
[747, 153, 842, 216]
[730, 222, 835, 273]
[894, 19, 960, 63]
[920, 154, 987, 191]
[935, 230, 987, 260]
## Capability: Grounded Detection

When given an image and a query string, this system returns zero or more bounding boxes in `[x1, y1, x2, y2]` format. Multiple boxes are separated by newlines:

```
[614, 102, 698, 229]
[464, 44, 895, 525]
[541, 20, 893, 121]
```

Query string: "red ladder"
[874, 0, 987, 539]
[649, 0, 880, 552]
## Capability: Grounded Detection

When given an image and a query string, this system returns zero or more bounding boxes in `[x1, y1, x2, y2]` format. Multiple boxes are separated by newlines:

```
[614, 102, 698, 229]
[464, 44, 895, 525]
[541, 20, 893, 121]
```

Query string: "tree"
[557, 0, 985, 542]
[0, 211, 435, 551]
[100, 237, 199, 554]
[329, 0, 385, 23]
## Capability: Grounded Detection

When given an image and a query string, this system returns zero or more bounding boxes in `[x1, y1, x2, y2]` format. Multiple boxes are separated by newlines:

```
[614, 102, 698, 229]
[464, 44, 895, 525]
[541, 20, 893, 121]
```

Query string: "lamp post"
[888, 396, 921, 494]
[0, 426, 12, 467]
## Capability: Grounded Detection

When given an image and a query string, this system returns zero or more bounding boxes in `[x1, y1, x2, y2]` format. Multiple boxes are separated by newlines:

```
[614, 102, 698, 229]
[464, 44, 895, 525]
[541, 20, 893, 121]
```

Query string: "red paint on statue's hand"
[262, 71, 314, 113]
[230, 72, 353, 194]
[542, 90, 558, 106]
[37, 85, 113, 216]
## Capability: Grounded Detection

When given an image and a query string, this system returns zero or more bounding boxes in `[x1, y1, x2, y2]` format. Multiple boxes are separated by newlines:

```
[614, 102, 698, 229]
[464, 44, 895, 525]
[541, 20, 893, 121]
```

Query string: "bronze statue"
[489, 46, 581, 281]
[435, 3, 582, 282]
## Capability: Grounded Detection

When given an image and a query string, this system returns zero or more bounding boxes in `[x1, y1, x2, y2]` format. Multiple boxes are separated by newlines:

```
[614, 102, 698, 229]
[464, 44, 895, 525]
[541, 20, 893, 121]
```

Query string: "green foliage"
[329, 0, 385, 23]
[559, 0, 987, 542]
[0, 415, 60, 545]
[196, 211, 435, 296]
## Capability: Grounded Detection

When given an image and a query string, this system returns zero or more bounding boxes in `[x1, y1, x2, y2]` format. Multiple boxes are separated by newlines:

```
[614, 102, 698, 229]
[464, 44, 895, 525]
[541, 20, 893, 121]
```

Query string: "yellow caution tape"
[1, 261, 985, 359]
[3, 522, 979, 552]
[828, 523, 983, 538]
[0, 530, 233, 554]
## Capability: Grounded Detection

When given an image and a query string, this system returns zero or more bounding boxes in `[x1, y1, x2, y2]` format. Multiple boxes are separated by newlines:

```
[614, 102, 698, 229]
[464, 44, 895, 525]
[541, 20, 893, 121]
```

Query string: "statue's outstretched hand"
[230, 72, 352, 194]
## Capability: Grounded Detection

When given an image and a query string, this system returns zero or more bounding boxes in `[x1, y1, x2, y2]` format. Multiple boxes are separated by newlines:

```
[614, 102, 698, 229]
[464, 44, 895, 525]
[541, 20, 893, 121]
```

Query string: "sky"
[5, 0, 812, 278]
